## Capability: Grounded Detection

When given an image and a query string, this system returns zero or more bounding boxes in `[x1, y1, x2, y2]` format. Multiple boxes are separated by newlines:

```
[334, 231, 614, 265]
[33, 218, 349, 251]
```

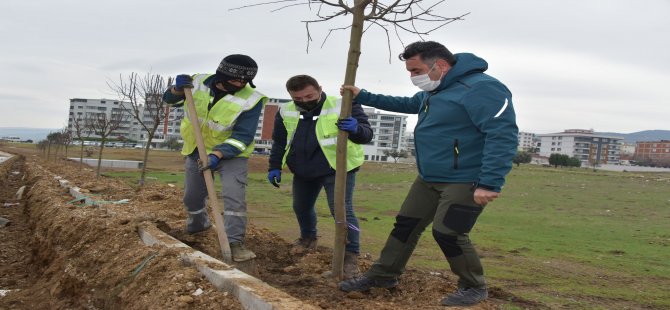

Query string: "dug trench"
[0, 153, 538, 309]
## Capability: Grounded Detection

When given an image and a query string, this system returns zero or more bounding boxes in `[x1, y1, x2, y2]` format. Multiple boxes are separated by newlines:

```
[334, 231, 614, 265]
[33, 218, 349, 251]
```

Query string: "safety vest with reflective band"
[180, 74, 267, 157]
[280, 96, 364, 171]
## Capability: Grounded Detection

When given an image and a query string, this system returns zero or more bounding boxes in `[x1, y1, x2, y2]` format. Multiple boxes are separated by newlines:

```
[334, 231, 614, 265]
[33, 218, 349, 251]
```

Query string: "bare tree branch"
[108, 71, 172, 185]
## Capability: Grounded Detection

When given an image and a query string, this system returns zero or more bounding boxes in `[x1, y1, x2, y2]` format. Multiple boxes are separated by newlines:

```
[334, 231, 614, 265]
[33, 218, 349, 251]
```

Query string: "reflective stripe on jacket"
[280, 96, 364, 171]
[180, 73, 266, 157]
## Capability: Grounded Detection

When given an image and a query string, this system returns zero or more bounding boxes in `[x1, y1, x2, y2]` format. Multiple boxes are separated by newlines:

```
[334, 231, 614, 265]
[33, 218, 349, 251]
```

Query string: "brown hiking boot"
[343, 251, 360, 279]
[293, 236, 318, 250]
[230, 242, 256, 262]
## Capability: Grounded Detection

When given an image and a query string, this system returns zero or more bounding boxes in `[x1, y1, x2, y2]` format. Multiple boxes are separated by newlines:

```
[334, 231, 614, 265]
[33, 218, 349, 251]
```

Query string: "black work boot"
[338, 275, 398, 292]
[440, 287, 488, 306]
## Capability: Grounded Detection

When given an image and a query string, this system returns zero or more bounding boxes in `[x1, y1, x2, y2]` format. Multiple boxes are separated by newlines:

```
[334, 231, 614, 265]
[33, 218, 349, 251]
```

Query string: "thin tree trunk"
[79, 142, 85, 170]
[96, 141, 105, 177]
[140, 135, 154, 186]
[332, 0, 367, 281]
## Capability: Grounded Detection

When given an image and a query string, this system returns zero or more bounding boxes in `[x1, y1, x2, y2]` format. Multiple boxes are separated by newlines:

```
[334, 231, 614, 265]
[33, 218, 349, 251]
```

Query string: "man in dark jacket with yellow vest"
[338, 41, 518, 307]
[163, 54, 268, 262]
[268, 75, 373, 279]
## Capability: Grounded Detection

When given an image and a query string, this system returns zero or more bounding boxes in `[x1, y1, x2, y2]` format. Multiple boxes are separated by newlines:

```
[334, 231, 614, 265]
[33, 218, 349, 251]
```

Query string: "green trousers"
[366, 176, 487, 289]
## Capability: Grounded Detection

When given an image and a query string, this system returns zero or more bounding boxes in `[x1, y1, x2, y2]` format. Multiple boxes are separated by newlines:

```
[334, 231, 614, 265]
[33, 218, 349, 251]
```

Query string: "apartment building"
[68, 98, 137, 140]
[68, 98, 411, 161]
[518, 131, 536, 151]
[362, 107, 408, 161]
[537, 129, 623, 165]
[253, 98, 288, 154]
[634, 140, 670, 166]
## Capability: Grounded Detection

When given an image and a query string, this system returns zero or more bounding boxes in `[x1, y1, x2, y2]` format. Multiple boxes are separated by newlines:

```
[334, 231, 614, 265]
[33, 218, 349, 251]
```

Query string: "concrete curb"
[138, 225, 318, 310]
[51, 172, 317, 310]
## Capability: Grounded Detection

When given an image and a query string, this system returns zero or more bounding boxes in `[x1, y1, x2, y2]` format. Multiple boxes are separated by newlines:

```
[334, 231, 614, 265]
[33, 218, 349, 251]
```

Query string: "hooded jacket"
[356, 53, 518, 191]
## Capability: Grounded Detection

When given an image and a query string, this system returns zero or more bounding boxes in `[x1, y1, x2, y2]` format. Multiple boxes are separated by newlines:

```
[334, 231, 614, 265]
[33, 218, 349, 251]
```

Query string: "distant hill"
[596, 130, 670, 144]
[0, 127, 60, 142]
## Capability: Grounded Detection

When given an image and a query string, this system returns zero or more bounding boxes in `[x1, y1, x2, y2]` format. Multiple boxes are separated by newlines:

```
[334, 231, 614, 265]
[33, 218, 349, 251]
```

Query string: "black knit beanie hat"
[215, 54, 258, 88]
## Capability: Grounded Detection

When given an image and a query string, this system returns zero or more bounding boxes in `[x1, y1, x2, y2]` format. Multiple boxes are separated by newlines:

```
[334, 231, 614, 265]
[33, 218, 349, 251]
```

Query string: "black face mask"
[294, 99, 320, 111]
[218, 80, 244, 93]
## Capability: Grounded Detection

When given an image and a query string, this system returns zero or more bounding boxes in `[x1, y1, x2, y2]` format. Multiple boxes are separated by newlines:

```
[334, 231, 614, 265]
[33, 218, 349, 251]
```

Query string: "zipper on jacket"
[453, 139, 459, 169]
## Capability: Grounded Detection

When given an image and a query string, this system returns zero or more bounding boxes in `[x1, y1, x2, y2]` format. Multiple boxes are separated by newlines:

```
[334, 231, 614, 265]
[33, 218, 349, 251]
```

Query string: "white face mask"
[410, 63, 442, 91]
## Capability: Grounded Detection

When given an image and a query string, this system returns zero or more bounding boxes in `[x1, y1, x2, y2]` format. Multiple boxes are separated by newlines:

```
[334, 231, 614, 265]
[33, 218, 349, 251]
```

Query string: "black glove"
[175, 74, 193, 91]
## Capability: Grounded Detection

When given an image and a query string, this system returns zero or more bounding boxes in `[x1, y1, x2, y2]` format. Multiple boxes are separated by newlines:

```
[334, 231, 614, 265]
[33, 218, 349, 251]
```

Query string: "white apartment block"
[518, 131, 536, 151]
[67, 98, 411, 161]
[401, 131, 416, 157]
[68, 98, 137, 140]
[538, 129, 623, 164]
[362, 107, 408, 161]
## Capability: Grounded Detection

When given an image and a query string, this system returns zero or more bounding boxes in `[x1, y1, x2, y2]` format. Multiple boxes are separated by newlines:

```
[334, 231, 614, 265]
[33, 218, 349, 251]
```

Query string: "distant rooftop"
[538, 129, 624, 140]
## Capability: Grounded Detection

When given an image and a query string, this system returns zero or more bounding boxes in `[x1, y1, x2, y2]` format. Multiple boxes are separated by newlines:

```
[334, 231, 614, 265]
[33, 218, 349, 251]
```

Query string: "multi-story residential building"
[362, 107, 408, 161]
[620, 143, 636, 160]
[254, 98, 288, 154]
[634, 140, 670, 166]
[401, 131, 416, 157]
[68, 98, 411, 161]
[537, 129, 623, 165]
[518, 131, 536, 151]
[68, 98, 136, 140]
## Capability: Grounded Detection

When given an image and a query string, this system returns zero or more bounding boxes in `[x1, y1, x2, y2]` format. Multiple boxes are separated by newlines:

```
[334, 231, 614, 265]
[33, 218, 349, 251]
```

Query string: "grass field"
[7, 143, 670, 308]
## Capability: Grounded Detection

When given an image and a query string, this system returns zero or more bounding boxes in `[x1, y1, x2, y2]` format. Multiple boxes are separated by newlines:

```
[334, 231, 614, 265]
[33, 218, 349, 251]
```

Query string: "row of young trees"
[36, 72, 173, 184]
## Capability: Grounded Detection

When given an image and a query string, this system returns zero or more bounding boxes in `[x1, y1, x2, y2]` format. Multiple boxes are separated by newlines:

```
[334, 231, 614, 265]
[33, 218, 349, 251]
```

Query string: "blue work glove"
[267, 169, 281, 188]
[337, 117, 359, 134]
[199, 154, 221, 171]
[174, 74, 193, 91]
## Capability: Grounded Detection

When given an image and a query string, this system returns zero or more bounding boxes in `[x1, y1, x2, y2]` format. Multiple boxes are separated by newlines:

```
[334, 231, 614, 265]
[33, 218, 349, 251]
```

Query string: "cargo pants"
[183, 155, 249, 243]
[366, 176, 487, 289]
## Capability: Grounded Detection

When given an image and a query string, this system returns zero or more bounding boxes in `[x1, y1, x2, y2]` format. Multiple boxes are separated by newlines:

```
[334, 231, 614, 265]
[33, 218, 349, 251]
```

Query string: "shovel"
[183, 86, 233, 263]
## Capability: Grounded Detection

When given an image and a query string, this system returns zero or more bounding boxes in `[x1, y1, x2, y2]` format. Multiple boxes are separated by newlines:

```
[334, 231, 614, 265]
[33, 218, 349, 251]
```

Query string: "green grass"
[107, 163, 670, 308]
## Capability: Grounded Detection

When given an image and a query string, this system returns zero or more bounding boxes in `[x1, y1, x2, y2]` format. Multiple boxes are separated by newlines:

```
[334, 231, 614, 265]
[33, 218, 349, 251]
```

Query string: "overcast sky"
[1, 0, 668, 134]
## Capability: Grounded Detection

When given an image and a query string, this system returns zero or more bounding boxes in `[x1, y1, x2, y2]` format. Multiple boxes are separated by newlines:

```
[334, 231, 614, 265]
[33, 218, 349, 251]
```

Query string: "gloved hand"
[267, 169, 281, 188]
[198, 154, 220, 171]
[175, 74, 193, 91]
[337, 117, 359, 134]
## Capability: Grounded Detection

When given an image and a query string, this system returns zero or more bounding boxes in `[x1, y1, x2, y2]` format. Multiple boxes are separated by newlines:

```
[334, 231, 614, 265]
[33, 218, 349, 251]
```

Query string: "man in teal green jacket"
[338, 41, 518, 307]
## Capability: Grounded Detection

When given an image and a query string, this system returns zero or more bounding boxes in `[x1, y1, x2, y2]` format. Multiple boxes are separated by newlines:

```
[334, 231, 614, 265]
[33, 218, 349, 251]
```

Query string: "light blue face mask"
[410, 63, 443, 91]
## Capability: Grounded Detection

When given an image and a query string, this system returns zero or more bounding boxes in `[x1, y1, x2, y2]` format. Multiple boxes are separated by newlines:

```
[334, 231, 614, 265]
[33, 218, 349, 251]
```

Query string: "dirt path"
[0, 151, 537, 309]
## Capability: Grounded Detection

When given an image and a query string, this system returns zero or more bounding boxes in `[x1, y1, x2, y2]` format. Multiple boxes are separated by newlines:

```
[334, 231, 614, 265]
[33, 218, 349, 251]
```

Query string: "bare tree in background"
[60, 126, 73, 159]
[109, 72, 172, 186]
[85, 109, 128, 177]
[37, 139, 48, 156]
[71, 115, 92, 170]
[234, 0, 467, 280]
[46, 131, 63, 161]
